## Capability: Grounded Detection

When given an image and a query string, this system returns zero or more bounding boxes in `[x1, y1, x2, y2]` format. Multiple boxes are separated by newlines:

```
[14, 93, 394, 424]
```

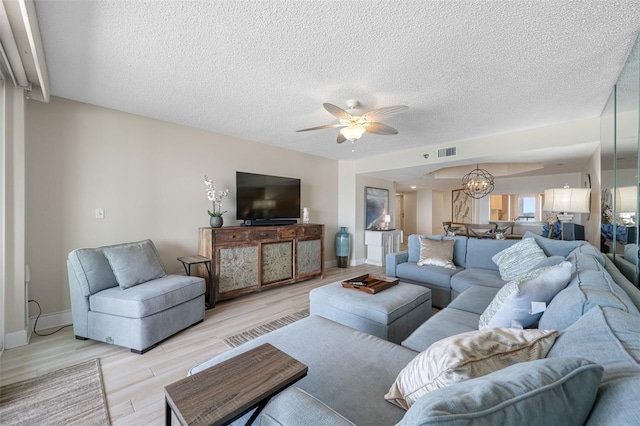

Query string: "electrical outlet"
[95, 208, 105, 219]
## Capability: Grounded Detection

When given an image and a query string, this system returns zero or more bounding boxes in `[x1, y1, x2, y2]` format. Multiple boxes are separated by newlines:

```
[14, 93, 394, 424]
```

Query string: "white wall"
[336, 161, 358, 266]
[14, 97, 339, 334]
[3, 84, 28, 348]
[402, 192, 417, 237]
[416, 189, 434, 234]
[432, 190, 444, 235]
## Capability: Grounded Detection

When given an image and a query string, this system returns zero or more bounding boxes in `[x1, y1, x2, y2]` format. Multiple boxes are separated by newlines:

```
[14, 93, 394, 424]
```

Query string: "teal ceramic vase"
[335, 226, 350, 268]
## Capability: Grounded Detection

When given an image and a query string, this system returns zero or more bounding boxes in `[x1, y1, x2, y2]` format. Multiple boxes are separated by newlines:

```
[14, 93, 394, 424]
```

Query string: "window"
[490, 193, 544, 221]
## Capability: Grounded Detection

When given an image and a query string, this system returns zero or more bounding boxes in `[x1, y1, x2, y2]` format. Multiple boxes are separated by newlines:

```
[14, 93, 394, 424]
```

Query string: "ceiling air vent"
[437, 147, 457, 158]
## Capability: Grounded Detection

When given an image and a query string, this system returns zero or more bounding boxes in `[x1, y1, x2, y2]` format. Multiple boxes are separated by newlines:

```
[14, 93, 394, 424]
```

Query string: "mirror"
[600, 34, 639, 286]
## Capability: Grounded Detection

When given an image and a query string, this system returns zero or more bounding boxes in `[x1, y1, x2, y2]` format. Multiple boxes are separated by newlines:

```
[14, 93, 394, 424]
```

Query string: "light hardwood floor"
[0, 263, 384, 425]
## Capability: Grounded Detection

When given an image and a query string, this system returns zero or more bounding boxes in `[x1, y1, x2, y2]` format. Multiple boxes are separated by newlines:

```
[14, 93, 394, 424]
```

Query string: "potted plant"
[204, 175, 231, 228]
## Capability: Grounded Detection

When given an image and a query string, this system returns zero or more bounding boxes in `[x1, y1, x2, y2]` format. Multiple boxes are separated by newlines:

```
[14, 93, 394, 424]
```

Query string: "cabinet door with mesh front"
[296, 239, 322, 276]
[261, 241, 293, 284]
[218, 246, 259, 296]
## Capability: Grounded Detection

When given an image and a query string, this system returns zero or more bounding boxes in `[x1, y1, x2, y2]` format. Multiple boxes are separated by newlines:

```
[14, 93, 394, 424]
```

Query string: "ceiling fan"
[296, 100, 408, 148]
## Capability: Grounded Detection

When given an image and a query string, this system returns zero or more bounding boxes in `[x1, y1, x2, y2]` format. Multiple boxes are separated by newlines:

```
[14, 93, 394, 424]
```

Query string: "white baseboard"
[5, 328, 29, 349]
[29, 309, 72, 334]
[4, 310, 73, 348]
[325, 258, 365, 268]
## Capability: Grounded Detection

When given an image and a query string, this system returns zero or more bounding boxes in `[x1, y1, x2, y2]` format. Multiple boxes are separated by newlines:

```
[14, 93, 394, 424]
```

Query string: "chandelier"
[461, 164, 495, 199]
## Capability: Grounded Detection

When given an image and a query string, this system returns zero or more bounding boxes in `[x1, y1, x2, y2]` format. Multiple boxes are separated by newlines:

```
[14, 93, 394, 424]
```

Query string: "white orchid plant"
[204, 175, 231, 217]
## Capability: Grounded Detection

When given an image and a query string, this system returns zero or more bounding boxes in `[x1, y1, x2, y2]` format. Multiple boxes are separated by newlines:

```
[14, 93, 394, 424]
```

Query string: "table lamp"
[543, 184, 591, 222]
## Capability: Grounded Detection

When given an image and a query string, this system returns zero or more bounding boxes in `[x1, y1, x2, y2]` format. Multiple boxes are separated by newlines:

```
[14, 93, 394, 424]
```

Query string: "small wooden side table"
[177, 255, 214, 309]
[164, 343, 308, 425]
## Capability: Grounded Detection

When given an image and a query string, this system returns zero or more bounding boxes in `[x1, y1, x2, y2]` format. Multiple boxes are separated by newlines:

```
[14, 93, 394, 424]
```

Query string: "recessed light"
[411, 186, 417, 189]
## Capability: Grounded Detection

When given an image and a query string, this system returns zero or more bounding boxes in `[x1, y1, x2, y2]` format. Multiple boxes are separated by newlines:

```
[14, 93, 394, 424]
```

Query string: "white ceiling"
[32, 0, 640, 187]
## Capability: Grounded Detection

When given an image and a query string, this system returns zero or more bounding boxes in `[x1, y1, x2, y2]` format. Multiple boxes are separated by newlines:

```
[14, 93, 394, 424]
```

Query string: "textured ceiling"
[34, 0, 640, 167]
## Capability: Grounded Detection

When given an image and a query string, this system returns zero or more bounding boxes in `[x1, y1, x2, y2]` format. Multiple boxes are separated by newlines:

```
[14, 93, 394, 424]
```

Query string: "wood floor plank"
[0, 264, 385, 425]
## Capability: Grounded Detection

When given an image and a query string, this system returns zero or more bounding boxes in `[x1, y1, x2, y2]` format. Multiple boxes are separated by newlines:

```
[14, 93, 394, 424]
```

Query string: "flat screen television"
[236, 172, 301, 220]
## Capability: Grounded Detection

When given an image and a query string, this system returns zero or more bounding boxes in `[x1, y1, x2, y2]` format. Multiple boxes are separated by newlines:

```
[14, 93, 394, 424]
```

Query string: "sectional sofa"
[190, 234, 640, 425]
[385, 232, 582, 308]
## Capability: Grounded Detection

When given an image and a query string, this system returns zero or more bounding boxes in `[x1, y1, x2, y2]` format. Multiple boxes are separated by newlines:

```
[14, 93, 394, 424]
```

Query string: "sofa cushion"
[398, 357, 603, 426]
[567, 252, 606, 273]
[479, 261, 572, 329]
[492, 238, 546, 280]
[103, 239, 167, 289]
[450, 268, 505, 295]
[522, 230, 584, 257]
[539, 266, 640, 330]
[402, 308, 482, 353]
[396, 262, 461, 290]
[464, 238, 519, 270]
[68, 247, 118, 295]
[89, 275, 205, 318]
[567, 244, 606, 266]
[446, 236, 468, 268]
[261, 387, 355, 426]
[447, 285, 500, 315]
[385, 328, 557, 409]
[546, 306, 640, 425]
[417, 237, 455, 269]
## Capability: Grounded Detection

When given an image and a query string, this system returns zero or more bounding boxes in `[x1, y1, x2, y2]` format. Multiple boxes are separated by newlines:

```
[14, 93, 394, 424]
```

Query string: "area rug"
[0, 358, 110, 426]
[224, 308, 310, 348]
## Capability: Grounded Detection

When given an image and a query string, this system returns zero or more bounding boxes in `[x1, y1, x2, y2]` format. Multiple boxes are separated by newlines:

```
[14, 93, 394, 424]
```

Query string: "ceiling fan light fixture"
[340, 124, 366, 141]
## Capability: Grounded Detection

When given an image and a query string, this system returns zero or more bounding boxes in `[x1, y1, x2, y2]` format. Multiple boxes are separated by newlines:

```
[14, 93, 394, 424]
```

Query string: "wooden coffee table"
[164, 343, 308, 425]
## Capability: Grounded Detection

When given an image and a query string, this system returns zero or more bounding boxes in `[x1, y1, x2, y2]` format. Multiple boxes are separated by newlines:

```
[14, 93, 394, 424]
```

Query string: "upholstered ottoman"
[309, 281, 432, 343]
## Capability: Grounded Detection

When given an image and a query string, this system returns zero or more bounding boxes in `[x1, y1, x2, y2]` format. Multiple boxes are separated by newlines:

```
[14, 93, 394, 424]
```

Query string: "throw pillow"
[103, 239, 166, 289]
[478, 261, 572, 329]
[397, 357, 603, 425]
[522, 230, 584, 257]
[416, 237, 456, 269]
[384, 328, 558, 410]
[492, 237, 546, 280]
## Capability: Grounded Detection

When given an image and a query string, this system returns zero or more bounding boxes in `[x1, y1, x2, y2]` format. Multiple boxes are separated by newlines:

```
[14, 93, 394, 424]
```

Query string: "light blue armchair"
[67, 239, 205, 354]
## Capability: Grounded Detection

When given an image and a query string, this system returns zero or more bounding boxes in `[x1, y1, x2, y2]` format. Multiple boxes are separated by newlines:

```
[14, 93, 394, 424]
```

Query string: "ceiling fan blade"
[361, 105, 408, 122]
[296, 123, 344, 132]
[365, 122, 399, 135]
[337, 133, 347, 144]
[324, 103, 353, 120]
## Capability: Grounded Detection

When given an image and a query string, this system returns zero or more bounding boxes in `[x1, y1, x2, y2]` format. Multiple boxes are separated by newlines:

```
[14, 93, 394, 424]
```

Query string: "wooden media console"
[198, 224, 324, 302]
